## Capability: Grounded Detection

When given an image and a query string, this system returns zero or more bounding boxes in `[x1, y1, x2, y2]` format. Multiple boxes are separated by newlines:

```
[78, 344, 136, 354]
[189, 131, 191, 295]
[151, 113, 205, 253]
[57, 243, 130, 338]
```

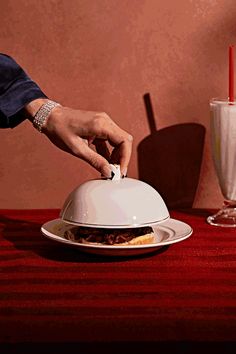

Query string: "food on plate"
[64, 226, 154, 245]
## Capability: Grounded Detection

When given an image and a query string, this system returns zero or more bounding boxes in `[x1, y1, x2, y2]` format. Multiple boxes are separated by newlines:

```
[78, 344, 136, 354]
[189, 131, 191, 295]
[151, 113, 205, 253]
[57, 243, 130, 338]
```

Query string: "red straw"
[229, 45, 234, 102]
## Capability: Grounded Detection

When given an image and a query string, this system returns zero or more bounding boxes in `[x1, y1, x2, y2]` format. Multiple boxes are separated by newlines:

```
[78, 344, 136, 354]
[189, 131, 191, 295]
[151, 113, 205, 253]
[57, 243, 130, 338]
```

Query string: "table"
[0, 209, 236, 353]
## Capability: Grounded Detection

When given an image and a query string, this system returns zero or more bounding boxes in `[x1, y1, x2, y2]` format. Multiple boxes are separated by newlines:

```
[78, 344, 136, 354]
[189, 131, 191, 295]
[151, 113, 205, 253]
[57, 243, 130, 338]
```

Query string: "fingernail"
[121, 168, 127, 178]
[102, 165, 112, 179]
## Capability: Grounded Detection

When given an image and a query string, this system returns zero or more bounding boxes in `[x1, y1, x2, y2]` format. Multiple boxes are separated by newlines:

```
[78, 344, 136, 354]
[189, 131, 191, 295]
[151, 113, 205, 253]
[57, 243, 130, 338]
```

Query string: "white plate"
[41, 218, 193, 257]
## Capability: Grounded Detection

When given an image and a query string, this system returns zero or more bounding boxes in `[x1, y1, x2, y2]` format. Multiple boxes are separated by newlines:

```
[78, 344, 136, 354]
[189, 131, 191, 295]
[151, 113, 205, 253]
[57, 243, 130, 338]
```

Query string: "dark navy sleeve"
[0, 53, 47, 128]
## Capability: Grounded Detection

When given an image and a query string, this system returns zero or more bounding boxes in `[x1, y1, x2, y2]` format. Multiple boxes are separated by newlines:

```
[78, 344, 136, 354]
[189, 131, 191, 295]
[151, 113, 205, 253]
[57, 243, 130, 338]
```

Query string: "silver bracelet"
[32, 100, 61, 132]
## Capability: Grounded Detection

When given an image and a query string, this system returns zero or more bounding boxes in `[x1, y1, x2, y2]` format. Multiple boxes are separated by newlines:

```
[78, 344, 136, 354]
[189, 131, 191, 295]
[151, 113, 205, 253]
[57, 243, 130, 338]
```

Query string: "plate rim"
[41, 218, 193, 250]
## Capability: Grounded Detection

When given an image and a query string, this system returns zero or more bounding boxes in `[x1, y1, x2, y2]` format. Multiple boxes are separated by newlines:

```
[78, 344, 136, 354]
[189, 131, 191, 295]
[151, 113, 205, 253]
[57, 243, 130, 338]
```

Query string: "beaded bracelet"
[32, 100, 61, 132]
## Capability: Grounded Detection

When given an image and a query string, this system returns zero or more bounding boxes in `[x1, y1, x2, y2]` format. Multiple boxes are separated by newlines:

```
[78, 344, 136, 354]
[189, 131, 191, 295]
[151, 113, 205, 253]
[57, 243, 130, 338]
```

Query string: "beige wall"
[0, 0, 235, 209]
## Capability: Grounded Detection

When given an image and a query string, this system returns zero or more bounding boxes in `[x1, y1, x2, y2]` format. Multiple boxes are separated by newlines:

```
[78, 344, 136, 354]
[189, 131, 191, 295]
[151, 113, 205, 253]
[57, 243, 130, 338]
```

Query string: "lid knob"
[110, 164, 121, 181]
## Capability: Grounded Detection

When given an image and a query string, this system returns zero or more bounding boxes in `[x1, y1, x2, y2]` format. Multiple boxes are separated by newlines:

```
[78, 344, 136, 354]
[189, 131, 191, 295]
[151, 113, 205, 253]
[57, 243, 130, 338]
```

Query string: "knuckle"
[89, 156, 101, 170]
[93, 115, 107, 130]
[127, 134, 133, 142]
[123, 133, 133, 143]
[99, 111, 110, 119]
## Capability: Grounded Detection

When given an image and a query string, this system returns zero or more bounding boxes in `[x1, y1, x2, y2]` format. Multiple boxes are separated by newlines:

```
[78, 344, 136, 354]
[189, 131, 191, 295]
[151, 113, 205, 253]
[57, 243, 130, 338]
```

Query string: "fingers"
[93, 113, 133, 176]
[106, 126, 133, 176]
[71, 137, 112, 178]
[50, 109, 133, 177]
[110, 145, 128, 176]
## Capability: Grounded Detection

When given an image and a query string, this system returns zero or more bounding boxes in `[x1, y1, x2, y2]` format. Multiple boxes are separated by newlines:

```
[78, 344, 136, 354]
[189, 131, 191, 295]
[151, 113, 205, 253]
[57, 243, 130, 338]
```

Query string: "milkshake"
[207, 98, 236, 226]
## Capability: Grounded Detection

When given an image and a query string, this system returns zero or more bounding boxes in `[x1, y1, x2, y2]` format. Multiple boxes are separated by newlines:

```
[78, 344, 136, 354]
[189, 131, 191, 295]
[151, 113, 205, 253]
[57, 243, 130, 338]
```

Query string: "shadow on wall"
[138, 93, 206, 209]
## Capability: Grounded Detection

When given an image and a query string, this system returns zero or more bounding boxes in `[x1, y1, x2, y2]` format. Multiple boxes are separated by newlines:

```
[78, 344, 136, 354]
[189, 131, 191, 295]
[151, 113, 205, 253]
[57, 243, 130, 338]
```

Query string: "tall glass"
[207, 98, 236, 227]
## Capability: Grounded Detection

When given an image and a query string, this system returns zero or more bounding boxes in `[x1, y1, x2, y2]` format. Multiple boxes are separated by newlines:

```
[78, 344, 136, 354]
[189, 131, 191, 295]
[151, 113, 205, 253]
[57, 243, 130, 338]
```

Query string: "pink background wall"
[0, 0, 235, 209]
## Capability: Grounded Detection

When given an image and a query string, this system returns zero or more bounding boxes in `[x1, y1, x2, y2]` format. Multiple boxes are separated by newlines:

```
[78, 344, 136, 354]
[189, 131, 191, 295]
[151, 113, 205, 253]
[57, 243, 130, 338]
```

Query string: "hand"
[25, 99, 133, 178]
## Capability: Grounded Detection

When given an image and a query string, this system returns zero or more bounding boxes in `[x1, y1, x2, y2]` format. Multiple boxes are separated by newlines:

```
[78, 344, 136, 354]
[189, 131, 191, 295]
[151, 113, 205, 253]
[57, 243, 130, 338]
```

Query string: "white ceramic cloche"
[60, 165, 169, 229]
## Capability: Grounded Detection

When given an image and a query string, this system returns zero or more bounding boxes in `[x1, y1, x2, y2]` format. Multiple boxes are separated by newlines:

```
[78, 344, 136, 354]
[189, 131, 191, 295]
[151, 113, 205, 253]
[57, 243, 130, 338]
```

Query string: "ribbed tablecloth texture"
[0, 209, 235, 352]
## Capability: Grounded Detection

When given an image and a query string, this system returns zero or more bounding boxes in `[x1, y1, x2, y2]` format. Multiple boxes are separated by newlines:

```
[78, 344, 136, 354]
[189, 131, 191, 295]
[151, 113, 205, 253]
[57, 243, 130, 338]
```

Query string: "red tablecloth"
[0, 209, 235, 353]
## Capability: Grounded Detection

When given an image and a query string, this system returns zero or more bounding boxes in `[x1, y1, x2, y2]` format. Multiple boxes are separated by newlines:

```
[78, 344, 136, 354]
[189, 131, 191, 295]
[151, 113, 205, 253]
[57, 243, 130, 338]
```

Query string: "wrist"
[25, 98, 50, 122]
[26, 99, 61, 133]
[41, 105, 64, 133]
